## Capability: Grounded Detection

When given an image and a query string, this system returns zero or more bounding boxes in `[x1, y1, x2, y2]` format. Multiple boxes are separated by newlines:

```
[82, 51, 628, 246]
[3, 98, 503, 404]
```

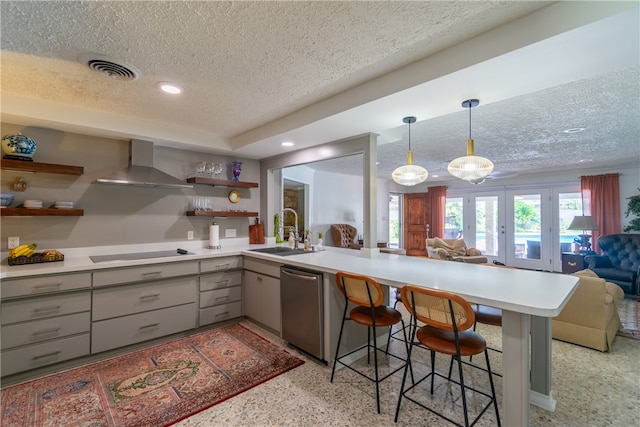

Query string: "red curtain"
[426, 185, 447, 239]
[581, 173, 621, 253]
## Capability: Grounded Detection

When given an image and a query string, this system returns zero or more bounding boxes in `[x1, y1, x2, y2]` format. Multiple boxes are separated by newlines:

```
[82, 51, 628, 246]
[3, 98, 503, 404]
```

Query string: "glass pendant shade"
[447, 139, 494, 181]
[448, 99, 494, 182]
[392, 116, 428, 186]
[392, 150, 428, 186]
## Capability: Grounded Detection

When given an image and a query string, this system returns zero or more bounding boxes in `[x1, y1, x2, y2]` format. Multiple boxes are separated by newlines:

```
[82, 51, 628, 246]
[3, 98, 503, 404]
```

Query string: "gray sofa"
[585, 234, 640, 296]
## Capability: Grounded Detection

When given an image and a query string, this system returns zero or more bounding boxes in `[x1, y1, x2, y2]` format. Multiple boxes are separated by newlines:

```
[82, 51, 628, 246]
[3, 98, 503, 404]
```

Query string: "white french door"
[450, 188, 555, 271]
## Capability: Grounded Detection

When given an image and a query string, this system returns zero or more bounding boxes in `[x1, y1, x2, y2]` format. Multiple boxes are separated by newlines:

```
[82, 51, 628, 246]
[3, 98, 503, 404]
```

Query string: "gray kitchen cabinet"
[243, 257, 282, 333]
[91, 263, 199, 354]
[198, 269, 243, 326]
[1, 272, 92, 376]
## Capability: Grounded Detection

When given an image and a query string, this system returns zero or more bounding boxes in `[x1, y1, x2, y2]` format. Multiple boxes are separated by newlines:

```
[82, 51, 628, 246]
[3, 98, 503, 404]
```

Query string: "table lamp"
[567, 215, 599, 253]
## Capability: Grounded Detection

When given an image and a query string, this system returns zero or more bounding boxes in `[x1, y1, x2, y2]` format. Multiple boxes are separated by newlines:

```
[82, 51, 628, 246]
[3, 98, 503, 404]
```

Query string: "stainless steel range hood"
[93, 139, 193, 189]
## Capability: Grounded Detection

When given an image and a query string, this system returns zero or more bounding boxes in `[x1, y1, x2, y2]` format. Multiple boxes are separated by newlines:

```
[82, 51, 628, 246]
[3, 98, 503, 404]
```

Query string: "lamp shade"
[392, 151, 428, 186]
[392, 116, 428, 186]
[567, 215, 600, 231]
[447, 139, 494, 181]
[448, 99, 494, 182]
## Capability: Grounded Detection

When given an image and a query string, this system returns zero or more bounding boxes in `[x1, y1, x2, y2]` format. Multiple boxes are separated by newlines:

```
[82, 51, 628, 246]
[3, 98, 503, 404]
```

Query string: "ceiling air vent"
[79, 53, 140, 81]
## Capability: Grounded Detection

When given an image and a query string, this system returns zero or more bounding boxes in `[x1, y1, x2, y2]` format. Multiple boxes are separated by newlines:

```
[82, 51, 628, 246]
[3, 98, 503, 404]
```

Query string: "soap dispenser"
[288, 231, 295, 249]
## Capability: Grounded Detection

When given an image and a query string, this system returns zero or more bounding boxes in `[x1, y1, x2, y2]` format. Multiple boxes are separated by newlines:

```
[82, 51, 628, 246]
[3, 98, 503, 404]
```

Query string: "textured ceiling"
[1, 1, 638, 183]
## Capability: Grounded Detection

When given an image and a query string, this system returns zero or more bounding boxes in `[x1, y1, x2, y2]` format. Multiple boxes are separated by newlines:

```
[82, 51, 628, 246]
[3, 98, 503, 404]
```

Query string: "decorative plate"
[228, 190, 240, 203]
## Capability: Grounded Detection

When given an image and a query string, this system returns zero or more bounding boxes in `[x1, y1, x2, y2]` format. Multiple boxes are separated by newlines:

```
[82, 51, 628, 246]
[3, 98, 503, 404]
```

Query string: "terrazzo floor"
[177, 305, 640, 427]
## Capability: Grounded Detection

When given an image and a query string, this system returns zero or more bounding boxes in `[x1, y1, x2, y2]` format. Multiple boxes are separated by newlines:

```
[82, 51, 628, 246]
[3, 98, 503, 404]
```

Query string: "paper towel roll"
[209, 223, 220, 248]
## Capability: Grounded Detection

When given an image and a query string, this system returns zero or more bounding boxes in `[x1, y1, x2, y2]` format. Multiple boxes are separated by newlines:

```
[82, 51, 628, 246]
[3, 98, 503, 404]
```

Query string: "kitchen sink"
[249, 247, 307, 256]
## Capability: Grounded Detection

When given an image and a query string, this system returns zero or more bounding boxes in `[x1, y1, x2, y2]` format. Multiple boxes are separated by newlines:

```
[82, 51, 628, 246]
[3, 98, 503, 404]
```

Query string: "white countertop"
[0, 240, 578, 317]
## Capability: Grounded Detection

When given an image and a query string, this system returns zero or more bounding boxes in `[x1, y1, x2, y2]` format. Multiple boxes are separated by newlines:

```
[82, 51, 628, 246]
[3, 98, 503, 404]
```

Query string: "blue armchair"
[585, 234, 640, 296]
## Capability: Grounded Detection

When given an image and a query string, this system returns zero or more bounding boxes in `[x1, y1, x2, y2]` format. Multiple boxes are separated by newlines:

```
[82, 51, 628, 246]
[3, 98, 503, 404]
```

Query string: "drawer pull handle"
[215, 279, 231, 285]
[141, 271, 162, 277]
[215, 312, 230, 318]
[139, 323, 160, 330]
[215, 263, 230, 268]
[33, 283, 62, 291]
[32, 327, 61, 335]
[33, 305, 61, 313]
[32, 351, 61, 360]
[139, 294, 160, 300]
[567, 262, 577, 267]
[215, 296, 230, 301]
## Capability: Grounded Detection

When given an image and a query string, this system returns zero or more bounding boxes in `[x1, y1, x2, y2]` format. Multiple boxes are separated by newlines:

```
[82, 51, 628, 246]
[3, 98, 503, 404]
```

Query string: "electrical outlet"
[8, 237, 19, 249]
[225, 229, 236, 238]
[187, 231, 194, 240]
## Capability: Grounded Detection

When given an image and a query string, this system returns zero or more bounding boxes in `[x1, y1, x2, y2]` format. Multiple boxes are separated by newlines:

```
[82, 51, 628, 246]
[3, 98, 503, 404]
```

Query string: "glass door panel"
[445, 197, 463, 239]
[476, 195, 500, 257]
[506, 189, 551, 270]
[389, 193, 401, 248]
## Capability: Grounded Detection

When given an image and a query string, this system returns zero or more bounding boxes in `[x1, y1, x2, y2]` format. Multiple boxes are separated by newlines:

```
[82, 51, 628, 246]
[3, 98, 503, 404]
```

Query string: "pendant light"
[392, 116, 428, 186]
[447, 99, 494, 182]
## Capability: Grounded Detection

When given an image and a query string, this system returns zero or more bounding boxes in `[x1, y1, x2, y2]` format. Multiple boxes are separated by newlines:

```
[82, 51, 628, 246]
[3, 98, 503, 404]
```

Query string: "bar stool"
[463, 304, 503, 377]
[395, 285, 501, 427]
[331, 271, 410, 414]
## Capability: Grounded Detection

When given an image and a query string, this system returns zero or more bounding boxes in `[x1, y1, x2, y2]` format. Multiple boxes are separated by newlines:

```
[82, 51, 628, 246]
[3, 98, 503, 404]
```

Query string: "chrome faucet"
[282, 208, 299, 248]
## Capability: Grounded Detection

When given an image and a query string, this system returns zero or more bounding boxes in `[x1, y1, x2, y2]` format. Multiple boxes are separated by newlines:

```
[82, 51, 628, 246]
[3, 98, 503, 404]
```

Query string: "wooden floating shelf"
[186, 177, 258, 188]
[1, 207, 84, 217]
[1, 159, 84, 175]
[186, 211, 259, 218]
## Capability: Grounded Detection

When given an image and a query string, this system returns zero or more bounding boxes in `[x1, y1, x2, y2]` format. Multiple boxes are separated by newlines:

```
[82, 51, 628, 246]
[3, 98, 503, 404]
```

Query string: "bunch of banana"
[8, 243, 37, 259]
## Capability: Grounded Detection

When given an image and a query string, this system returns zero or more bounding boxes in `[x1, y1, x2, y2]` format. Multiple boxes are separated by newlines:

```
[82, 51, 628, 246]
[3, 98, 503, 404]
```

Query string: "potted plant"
[623, 189, 640, 232]
[317, 232, 324, 248]
[274, 213, 284, 243]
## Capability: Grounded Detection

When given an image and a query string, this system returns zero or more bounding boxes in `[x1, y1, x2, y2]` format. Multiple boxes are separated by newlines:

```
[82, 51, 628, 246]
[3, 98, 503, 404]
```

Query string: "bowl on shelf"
[0, 193, 15, 208]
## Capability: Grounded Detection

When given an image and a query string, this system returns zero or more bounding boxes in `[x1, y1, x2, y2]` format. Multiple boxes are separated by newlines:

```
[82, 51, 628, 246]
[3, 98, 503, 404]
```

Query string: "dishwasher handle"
[281, 267, 322, 282]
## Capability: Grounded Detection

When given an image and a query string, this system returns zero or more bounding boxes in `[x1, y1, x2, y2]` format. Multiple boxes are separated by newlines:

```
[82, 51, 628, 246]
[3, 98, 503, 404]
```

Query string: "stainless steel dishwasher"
[280, 265, 324, 362]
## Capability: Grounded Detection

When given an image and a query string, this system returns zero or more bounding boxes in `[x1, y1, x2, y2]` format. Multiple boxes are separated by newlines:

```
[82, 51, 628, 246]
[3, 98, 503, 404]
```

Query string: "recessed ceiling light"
[563, 127, 585, 134]
[158, 82, 183, 94]
[281, 142, 294, 147]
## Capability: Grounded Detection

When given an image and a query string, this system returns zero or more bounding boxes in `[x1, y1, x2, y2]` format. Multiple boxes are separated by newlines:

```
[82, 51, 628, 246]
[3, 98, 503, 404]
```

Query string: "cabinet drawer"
[199, 301, 242, 326]
[91, 303, 197, 354]
[1, 292, 91, 325]
[199, 270, 242, 291]
[1, 333, 90, 377]
[2, 312, 91, 349]
[1, 272, 91, 299]
[93, 261, 199, 287]
[199, 286, 242, 308]
[200, 256, 242, 273]
[92, 277, 197, 321]
[243, 257, 281, 278]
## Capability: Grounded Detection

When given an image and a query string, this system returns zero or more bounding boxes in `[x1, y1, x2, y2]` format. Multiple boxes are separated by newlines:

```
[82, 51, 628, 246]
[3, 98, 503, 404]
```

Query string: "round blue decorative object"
[2, 133, 37, 158]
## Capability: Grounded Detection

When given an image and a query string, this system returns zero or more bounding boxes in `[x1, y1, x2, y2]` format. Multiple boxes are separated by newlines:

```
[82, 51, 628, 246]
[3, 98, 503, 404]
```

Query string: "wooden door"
[404, 193, 429, 256]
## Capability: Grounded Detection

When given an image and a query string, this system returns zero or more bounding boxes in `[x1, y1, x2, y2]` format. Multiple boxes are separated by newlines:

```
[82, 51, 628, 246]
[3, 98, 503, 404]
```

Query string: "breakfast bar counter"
[245, 247, 579, 427]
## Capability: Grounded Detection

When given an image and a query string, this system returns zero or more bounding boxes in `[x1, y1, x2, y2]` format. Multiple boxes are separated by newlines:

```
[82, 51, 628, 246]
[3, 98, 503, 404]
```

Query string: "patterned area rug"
[617, 297, 640, 340]
[1, 324, 304, 426]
